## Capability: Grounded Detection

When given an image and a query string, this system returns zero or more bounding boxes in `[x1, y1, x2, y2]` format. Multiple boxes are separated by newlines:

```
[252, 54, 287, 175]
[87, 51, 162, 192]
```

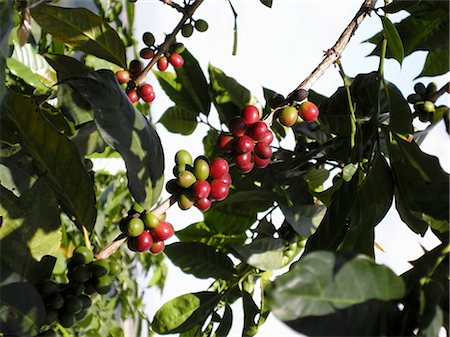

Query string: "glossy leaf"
[242, 291, 259, 337]
[387, 82, 413, 135]
[215, 304, 233, 337]
[205, 204, 257, 235]
[284, 205, 326, 238]
[57, 83, 94, 127]
[164, 242, 236, 280]
[203, 128, 220, 160]
[6, 58, 49, 93]
[381, 16, 404, 65]
[152, 291, 220, 334]
[159, 106, 197, 135]
[64, 70, 164, 208]
[0, 1, 13, 104]
[382, 0, 421, 14]
[70, 122, 107, 158]
[417, 48, 449, 78]
[267, 251, 405, 321]
[259, 0, 273, 8]
[0, 152, 37, 197]
[30, 4, 126, 67]
[45, 53, 91, 81]
[2, 90, 97, 231]
[232, 238, 286, 270]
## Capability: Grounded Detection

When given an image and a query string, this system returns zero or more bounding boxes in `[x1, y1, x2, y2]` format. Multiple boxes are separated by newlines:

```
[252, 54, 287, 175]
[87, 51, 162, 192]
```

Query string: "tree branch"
[159, 0, 184, 13]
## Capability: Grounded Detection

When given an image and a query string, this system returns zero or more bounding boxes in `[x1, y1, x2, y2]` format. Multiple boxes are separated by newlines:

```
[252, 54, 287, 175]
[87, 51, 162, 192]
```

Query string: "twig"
[159, 0, 184, 13]
[134, 0, 204, 85]
[428, 82, 450, 103]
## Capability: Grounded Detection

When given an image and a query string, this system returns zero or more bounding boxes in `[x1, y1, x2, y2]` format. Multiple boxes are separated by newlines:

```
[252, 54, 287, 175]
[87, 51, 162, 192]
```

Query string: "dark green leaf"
[387, 83, 413, 134]
[205, 204, 257, 235]
[203, 128, 219, 159]
[45, 53, 91, 81]
[381, 16, 404, 65]
[242, 291, 259, 337]
[418, 281, 445, 336]
[57, 83, 94, 127]
[158, 106, 197, 135]
[232, 238, 286, 270]
[152, 291, 220, 334]
[64, 70, 164, 208]
[30, 4, 126, 67]
[0, 1, 13, 104]
[2, 90, 97, 231]
[0, 152, 37, 197]
[164, 242, 236, 280]
[382, 0, 421, 14]
[283, 205, 326, 238]
[215, 304, 233, 337]
[267, 251, 405, 321]
[70, 121, 107, 157]
[417, 48, 449, 78]
[259, 0, 273, 8]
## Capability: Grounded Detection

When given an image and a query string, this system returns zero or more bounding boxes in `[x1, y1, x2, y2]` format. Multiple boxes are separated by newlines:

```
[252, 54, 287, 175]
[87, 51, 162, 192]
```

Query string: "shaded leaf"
[242, 291, 259, 337]
[215, 304, 233, 337]
[0, 1, 13, 104]
[205, 204, 257, 235]
[159, 106, 197, 135]
[30, 4, 126, 67]
[381, 16, 404, 65]
[45, 53, 91, 81]
[417, 48, 449, 78]
[0, 152, 37, 197]
[57, 83, 93, 127]
[70, 121, 107, 158]
[259, 0, 273, 8]
[232, 238, 286, 270]
[6, 58, 49, 93]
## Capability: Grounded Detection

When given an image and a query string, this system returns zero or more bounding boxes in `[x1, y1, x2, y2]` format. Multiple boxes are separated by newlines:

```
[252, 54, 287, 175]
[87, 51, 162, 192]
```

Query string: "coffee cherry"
[142, 210, 159, 229]
[59, 312, 76, 328]
[175, 149, 193, 166]
[194, 197, 211, 212]
[253, 153, 270, 168]
[108, 260, 121, 277]
[235, 135, 255, 154]
[269, 94, 286, 108]
[48, 293, 64, 310]
[414, 82, 427, 96]
[193, 158, 210, 181]
[229, 117, 247, 137]
[71, 265, 92, 283]
[426, 82, 438, 95]
[192, 180, 211, 199]
[94, 275, 112, 295]
[218, 173, 232, 186]
[79, 294, 92, 309]
[290, 88, 308, 102]
[135, 230, 153, 252]
[181, 24, 194, 37]
[44, 309, 58, 325]
[235, 152, 252, 169]
[157, 56, 169, 71]
[72, 246, 94, 265]
[218, 133, 235, 153]
[127, 89, 139, 103]
[129, 59, 142, 75]
[142, 91, 156, 103]
[298, 101, 319, 122]
[138, 83, 154, 97]
[166, 179, 180, 194]
[254, 142, 272, 159]
[209, 180, 229, 201]
[150, 241, 165, 255]
[140, 47, 154, 59]
[407, 93, 421, 104]
[40, 280, 60, 297]
[116, 70, 130, 84]
[194, 19, 209, 32]
[177, 171, 197, 188]
[279, 106, 298, 127]
[75, 309, 88, 321]
[261, 130, 274, 145]
[239, 161, 254, 174]
[143, 32, 155, 46]
[127, 218, 145, 237]
[173, 42, 185, 54]
[423, 101, 435, 113]
[241, 105, 260, 125]
[62, 295, 83, 314]
[169, 53, 184, 68]
[150, 221, 174, 241]
[178, 190, 195, 210]
[83, 281, 96, 295]
[90, 259, 110, 277]
[69, 283, 84, 296]
[210, 158, 229, 179]
[247, 121, 268, 142]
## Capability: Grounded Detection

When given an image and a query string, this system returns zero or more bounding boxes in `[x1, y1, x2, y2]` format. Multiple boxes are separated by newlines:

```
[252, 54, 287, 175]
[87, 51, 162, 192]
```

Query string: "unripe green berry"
[426, 82, 438, 96]
[142, 210, 159, 229]
[177, 171, 197, 189]
[175, 149, 193, 165]
[72, 246, 94, 265]
[127, 218, 145, 237]
[193, 158, 210, 181]
[173, 42, 185, 54]
[194, 19, 208, 32]
[181, 24, 194, 37]
[414, 82, 427, 96]
[423, 101, 435, 113]
[90, 259, 110, 277]
[143, 32, 155, 46]
[94, 275, 112, 295]
[178, 190, 195, 210]
[407, 93, 422, 104]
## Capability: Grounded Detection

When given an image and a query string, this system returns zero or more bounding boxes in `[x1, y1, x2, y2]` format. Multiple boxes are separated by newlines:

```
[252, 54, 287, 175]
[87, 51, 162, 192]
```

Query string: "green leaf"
[205, 203, 257, 235]
[6, 58, 49, 93]
[382, 0, 421, 14]
[45, 53, 91, 81]
[380, 16, 404, 65]
[57, 83, 94, 127]
[283, 205, 326, 238]
[158, 106, 197, 135]
[215, 304, 233, 337]
[417, 48, 449, 78]
[0, 180, 59, 283]
[30, 4, 126, 67]
[70, 122, 107, 158]
[387, 82, 413, 135]
[232, 238, 287, 270]
[242, 291, 259, 337]
[267, 251, 405, 321]
[152, 291, 220, 334]
[208, 64, 253, 124]
[2, 90, 97, 231]
[203, 128, 220, 159]
[164, 242, 236, 280]
[0, 1, 13, 104]
[154, 71, 194, 112]
[0, 152, 37, 197]
[64, 70, 164, 208]
[259, 0, 273, 8]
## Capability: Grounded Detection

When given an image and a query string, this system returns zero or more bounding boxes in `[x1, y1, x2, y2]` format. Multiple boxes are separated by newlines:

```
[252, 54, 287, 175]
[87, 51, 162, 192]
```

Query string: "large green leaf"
[64, 70, 164, 208]
[2, 90, 97, 231]
[57, 83, 93, 127]
[205, 203, 257, 235]
[0, 180, 59, 283]
[242, 291, 260, 337]
[418, 48, 449, 78]
[159, 106, 197, 135]
[152, 291, 221, 334]
[267, 251, 405, 321]
[0, 152, 37, 197]
[70, 122, 107, 158]
[215, 304, 233, 337]
[45, 53, 91, 81]
[30, 4, 126, 67]
[232, 238, 287, 270]
[164, 242, 236, 280]
[380, 16, 404, 65]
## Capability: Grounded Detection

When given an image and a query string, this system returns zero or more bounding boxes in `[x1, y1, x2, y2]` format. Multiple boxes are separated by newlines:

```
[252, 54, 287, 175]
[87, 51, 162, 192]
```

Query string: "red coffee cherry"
[235, 152, 252, 169]
[209, 180, 229, 201]
[218, 133, 235, 153]
[150, 221, 174, 241]
[298, 101, 319, 122]
[218, 173, 232, 186]
[210, 158, 229, 179]
[279, 106, 298, 127]
[253, 153, 270, 168]
[254, 142, 272, 159]
[261, 130, 274, 145]
[150, 241, 165, 255]
[194, 197, 211, 212]
[247, 121, 268, 142]
[157, 57, 169, 71]
[127, 89, 139, 103]
[192, 180, 211, 199]
[169, 53, 184, 68]
[116, 70, 130, 84]
[241, 105, 260, 125]
[142, 91, 156, 103]
[229, 117, 247, 137]
[135, 230, 153, 252]
[138, 83, 154, 97]
[235, 135, 255, 154]
[239, 161, 254, 174]
[140, 47, 154, 59]
[129, 59, 142, 75]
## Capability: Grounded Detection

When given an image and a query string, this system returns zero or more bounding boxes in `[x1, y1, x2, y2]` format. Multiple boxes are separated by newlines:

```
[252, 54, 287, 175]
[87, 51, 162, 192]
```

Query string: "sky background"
[92, 1, 449, 336]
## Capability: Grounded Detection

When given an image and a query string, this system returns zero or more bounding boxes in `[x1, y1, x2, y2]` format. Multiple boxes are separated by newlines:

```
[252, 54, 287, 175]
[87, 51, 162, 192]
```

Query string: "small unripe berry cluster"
[39, 246, 119, 328]
[219, 105, 274, 173]
[120, 203, 173, 254]
[166, 150, 232, 212]
[407, 82, 443, 123]
[116, 60, 156, 104]
[181, 19, 208, 38]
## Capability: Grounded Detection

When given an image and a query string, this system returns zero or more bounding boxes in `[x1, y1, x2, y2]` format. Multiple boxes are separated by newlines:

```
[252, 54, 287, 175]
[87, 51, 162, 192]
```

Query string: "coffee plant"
[0, 0, 448, 337]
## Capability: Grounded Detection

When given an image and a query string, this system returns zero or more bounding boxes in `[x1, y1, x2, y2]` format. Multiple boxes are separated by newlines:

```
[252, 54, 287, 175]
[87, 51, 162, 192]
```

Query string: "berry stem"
[428, 82, 450, 103]
[134, 0, 204, 85]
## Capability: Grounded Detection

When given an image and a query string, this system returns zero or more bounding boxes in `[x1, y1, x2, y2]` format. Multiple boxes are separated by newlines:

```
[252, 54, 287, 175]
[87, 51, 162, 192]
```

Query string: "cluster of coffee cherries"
[166, 150, 232, 212]
[407, 82, 445, 123]
[181, 19, 208, 38]
[218, 105, 274, 173]
[115, 60, 156, 104]
[39, 246, 118, 328]
[119, 203, 173, 254]
[139, 31, 185, 71]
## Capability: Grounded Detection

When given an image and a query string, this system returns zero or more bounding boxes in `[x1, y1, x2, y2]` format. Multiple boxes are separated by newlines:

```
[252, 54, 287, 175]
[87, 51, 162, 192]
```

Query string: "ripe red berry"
[241, 105, 260, 125]
[209, 158, 229, 179]
[298, 101, 319, 122]
[229, 117, 247, 137]
[261, 130, 274, 145]
[209, 180, 229, 201]
[135, 230, 153, 252]
[138, 83, 154, 97]
[157, 57, 169, 71]
[129, 59, 142, 75]
[254, 142, 272, 159]
[235, 135, 255, 154]
[116, 70, 130, 84]
[219, 173, 232, 186]
[253, 153, 270, 168]
[247, 121, 268, 142]
[150, 241, 165, 255]
[218, 133, 235, 153]
[150, 221, 174, 241]
[142, 91, 156, 103]
[140, 47, 154, 59]
[239, 161, 254, 174]
[127, 89, 139, 103]
[169, 53, 184, 68]
[194, 197, 211, 212]
[279, 106, 298, 127]
[235, 152, 252, 168]
[192, 180, 211, 199]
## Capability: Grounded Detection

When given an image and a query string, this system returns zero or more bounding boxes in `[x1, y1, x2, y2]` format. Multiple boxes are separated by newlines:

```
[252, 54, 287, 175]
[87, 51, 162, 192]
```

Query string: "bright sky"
[92, 1, 449, 336]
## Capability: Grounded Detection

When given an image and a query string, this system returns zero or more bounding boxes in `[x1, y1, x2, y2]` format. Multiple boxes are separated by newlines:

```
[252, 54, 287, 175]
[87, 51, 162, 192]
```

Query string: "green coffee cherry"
[44, 309, 58, 325]
[181, 24, 194, 37]
[127, 218, 145, 237]
[423, 101, 435, 113]
[177, 171, 197, 189]
[94, 275, 112, 295]
[108, 259, 121, 277]
[165, 179, 180, 194]
[173, 42, 185, 54]
[79, 294, 92, 309]
[90, 259, 110, 277]
[414, 82, 427, 96]
[175, 149, 193, 166]
[71, 265, 92, 283]
[143, 32, 155, 46]
[178, 190, 195, 210]
[193, 158, 210, 180]
[173, 164, 187, 176]
[58, 312, 76, 328]
[40, 280, 60, 297]
[426, 82, 438, 95]
[407, 93, 421, 104]
[62, 295, 83, 314]
[72, 246, 94, 265]
[194, 19, 208, 32]
[83, 280, 96, 295]
[75, 309, 88, 321]
[48, 293, 64, 310]
[142, 210, 159, 229]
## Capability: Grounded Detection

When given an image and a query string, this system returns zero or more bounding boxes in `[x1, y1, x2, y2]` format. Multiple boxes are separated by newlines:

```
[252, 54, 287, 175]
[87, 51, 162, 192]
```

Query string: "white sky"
[93, 1, 449, 336]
